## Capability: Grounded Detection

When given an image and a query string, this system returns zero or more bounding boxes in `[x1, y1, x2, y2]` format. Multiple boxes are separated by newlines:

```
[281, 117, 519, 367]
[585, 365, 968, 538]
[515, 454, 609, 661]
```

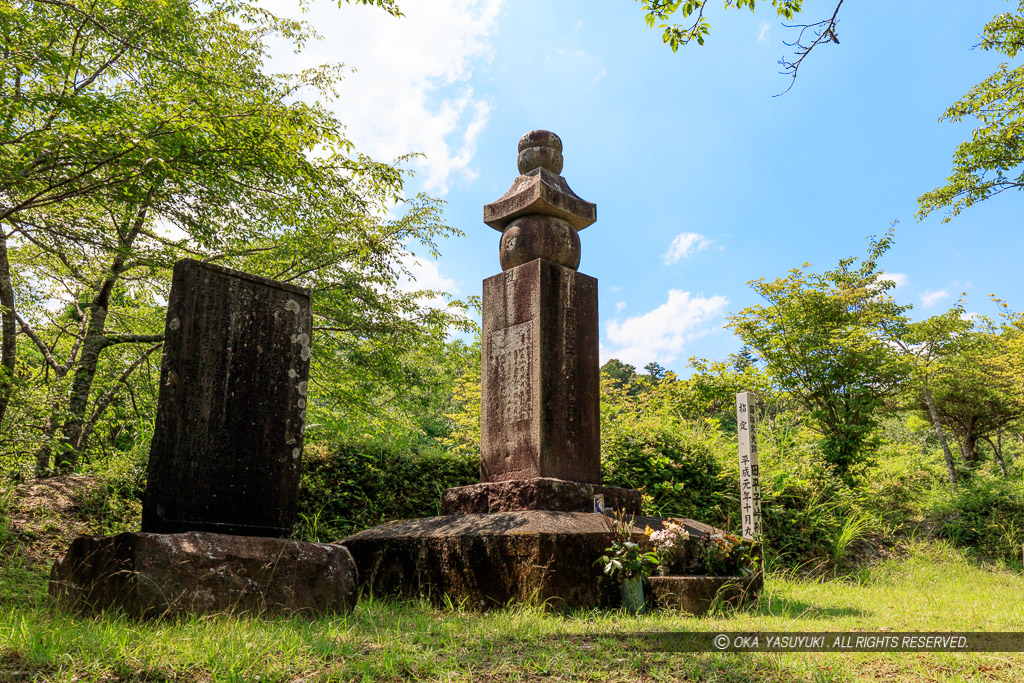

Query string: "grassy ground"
[1, 541, 1022, 682]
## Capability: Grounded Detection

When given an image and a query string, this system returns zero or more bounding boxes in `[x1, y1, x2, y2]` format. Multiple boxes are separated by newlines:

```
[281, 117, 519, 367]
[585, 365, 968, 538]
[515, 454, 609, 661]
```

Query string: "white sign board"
[736, 391, 762, 540]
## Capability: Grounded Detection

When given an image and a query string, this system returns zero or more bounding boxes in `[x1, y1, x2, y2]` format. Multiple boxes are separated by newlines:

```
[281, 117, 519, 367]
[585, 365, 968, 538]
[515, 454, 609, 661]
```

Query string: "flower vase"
[620, 576, 645, 614]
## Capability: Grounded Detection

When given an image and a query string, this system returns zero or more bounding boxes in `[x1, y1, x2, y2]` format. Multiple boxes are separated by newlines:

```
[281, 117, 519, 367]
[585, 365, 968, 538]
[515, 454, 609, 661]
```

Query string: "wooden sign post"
[736, 391, 762, 540]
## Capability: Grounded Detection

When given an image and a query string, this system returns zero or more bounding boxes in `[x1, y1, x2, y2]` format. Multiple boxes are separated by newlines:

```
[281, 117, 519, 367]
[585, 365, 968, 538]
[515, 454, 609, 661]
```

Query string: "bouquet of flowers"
[645, 519, 690, 575]
[698, 532, 761, 576]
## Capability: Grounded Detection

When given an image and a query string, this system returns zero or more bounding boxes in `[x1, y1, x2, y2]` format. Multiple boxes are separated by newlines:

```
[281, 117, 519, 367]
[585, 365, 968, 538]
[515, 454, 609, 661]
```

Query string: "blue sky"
[265, 0, 1022, 373]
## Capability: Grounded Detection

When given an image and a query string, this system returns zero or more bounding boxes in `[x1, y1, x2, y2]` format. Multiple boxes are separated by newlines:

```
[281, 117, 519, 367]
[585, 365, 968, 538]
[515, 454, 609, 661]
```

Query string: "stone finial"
[518, 130, 563, 175]
[484, 130, 596, 272]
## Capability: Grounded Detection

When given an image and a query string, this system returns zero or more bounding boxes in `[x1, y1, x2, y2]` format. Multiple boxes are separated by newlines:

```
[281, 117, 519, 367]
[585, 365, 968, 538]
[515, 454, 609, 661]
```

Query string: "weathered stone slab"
[441, 477, 640, 515]
[49, 532, 356, 618]
[142, 259, 311, 537]
[648, 575, 762, 615]
[341, 512, 719, 610]
[481, 259, 600, 484]
[342, 512, 618, 609]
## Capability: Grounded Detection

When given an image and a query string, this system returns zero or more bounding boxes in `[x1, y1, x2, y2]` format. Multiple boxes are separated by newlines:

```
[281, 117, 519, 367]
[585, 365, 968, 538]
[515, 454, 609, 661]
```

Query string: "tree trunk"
[986, 432, 1008, 477]
[963, 430, 980, 467]
[0, 231, 16, 430]
[923, 386, 957, 487]
[34, 402, 59, 476]
[57, 202, 149, 472]
[57, 306, 110, 471]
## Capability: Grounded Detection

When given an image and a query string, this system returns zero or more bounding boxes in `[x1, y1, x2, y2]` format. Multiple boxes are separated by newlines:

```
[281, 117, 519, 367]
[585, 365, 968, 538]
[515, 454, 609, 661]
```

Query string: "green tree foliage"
[894, 305, 974, 486]
[727, 229, 911, 474]
[924, 321, 1023, 470]
[600, 358, 640, 395]
[297, 441, 478, 541]
[918, 2, 1024, 221]
[635, 0, 842, 91]
[0, 0, 474, 475]
[636, 0, 804, 50]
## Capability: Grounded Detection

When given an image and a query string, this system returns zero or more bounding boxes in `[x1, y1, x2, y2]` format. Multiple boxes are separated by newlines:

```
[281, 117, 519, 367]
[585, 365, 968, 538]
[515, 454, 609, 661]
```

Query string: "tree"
[727, 228, 910, 474]
[893, 305, 974, 486]
[1, 0, 475, 474]
[917, 2, 1024, 221]
[601, 358, 641, 395]
[636, 0, 844, 91]
[924, 322, 1023, 472]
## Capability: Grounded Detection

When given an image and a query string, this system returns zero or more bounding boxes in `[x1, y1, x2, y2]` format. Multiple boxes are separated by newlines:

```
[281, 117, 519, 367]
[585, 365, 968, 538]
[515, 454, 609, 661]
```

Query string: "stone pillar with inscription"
[442, 131, 638, 515]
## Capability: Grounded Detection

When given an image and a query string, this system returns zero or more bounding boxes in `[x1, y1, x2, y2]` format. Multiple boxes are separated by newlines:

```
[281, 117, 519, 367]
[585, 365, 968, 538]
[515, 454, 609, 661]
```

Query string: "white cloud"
[662, 232, 713, 265]
[398, 252, 460, 310]
[615, 301, 627, 313]
[262, 0, 502, 194]
[608, 285, 622, 292]
[758, 21, 771, 44]
[604, 289, 729, 366]
[876, 272, 908, 288]
[399, 253, 457, 294]
[921, 289, 950, 308]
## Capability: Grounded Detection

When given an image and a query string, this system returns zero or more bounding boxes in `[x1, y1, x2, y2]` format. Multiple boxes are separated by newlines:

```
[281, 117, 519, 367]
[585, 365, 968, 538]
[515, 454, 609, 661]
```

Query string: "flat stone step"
[49, 531, 357, 619]
[648, 574, 762, 615]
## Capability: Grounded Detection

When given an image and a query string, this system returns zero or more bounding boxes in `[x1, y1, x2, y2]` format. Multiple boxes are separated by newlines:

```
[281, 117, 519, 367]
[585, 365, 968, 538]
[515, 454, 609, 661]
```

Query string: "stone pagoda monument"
[344, 130, 761, 612]
[441, 130, 638, 515]
[343, 131, 642, 609]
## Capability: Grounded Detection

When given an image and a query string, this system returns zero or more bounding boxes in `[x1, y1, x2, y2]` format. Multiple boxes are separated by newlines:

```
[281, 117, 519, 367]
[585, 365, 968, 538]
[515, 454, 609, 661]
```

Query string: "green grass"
[1, 541, 1023, 681]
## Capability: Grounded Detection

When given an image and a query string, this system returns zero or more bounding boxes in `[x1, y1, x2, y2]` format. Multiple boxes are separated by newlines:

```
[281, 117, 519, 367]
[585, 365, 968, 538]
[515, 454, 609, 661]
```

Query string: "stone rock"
[49, 532, 357, 618]
[341, 512, 718, 610]
[441, 477, 640, 515]
[342, 511, 622, 609]
[143, 259, 312, 538]
[481, 259, 600, 484]
[648, 575, 762, 615]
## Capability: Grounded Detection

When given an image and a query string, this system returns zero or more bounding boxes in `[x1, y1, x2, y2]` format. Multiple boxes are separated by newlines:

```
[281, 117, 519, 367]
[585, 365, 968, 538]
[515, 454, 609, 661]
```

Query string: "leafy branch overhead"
[636, 0, 843, 91]
[917, 1, 1024, 222]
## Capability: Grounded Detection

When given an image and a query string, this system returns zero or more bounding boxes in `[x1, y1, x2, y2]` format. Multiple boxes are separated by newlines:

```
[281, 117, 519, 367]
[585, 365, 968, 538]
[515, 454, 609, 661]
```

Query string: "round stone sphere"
[499, 216, 580, 271]
[517, 130, 563, 175]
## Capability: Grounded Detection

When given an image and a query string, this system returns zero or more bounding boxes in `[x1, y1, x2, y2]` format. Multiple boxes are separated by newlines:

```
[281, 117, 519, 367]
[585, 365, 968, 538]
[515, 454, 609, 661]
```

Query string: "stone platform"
[441, 477, 640, 515]
[340, 511, 724, 610]
[648, 575, 762, 615]
[49, 531, 357, 619]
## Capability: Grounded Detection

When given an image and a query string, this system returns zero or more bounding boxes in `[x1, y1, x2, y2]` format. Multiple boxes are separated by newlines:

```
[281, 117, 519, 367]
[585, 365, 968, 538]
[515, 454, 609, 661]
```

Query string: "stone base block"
[49, 532, 357, 619]
[341, 511, 715, 610]
[441, 478, 641, 515]
[342, 511, 620, 609]
[648, 574, 762, 615]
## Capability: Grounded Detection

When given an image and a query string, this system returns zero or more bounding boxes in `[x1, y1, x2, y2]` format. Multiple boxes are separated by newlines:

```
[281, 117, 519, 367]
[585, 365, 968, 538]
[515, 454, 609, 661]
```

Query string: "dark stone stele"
[441, 477, 640, 515]
[480, 259, 600, 484]
[142, 259, 312, 538]
[49, 532, 357, 618]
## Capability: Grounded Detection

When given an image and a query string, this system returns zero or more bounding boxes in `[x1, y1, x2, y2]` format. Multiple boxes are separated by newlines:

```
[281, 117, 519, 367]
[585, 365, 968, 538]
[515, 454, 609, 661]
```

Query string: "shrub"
[937, 477, 1024, 568]
[601, 417, 731, 523]
[296, 441, 479, 541]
